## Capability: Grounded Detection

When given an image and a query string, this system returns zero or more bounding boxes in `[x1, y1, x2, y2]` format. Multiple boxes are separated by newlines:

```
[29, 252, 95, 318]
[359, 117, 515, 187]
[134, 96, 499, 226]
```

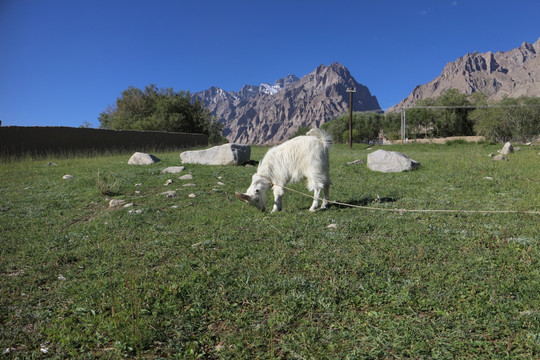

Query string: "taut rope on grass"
[273, 184, 540, 216]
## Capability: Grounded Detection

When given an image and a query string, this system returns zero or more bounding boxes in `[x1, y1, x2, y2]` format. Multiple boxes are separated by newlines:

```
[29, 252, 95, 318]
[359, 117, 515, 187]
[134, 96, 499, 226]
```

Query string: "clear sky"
[1, 0, 539, 128]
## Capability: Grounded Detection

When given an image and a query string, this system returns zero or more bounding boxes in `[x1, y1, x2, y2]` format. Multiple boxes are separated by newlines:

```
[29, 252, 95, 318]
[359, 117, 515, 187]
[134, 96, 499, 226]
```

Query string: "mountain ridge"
[193, 63, 381, 144]
[388, 38, 540, 111]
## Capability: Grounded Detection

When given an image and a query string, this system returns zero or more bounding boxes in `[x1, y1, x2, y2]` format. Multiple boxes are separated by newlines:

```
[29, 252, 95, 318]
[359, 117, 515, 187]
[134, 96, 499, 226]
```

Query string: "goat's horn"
[235, 192, 251, 203]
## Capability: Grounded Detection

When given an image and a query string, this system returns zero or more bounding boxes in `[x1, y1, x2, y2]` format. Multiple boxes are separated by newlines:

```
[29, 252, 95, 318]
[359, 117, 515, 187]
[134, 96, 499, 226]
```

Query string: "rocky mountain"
[388, 38, 540, 112]
[192, 63, 381, 144]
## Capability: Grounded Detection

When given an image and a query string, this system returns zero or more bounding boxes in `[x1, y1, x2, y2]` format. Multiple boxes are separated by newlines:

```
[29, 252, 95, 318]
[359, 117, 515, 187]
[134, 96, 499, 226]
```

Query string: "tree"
[98, 85, 226, 143]
[472, 96, 540, 142]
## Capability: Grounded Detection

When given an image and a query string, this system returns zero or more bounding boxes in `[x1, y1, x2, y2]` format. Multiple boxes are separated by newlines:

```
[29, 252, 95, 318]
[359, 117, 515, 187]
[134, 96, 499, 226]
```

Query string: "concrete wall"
[0, 126, 208, 156]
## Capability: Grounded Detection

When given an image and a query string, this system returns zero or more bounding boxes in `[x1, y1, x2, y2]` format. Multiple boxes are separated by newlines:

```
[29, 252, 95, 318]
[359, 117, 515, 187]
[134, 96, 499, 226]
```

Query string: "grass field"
[1, 143, 539, 359]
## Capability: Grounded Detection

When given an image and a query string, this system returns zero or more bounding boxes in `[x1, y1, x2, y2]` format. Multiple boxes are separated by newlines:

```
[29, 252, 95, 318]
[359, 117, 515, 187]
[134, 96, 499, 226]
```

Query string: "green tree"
[98, 85, 226, 143]
[322, 112, 398, 143]
[472, 96, 540, 142]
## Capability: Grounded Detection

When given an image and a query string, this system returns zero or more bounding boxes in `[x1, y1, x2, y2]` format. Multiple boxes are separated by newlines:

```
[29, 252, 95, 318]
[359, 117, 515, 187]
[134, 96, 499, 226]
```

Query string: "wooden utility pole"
[346, 88, 356, 149]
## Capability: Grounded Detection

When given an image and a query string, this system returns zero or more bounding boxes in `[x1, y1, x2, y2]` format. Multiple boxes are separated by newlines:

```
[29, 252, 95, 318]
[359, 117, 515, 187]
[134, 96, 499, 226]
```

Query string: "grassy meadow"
[1, 142, 539, 359]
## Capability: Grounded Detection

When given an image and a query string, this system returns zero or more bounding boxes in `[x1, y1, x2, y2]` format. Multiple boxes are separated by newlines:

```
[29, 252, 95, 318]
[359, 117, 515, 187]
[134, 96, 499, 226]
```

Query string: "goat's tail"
[306, 128, 332, 149]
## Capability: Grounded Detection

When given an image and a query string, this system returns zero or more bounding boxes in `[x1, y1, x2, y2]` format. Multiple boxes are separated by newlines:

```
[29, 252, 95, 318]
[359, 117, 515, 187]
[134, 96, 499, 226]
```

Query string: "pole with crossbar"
[346, 88, 356, 149]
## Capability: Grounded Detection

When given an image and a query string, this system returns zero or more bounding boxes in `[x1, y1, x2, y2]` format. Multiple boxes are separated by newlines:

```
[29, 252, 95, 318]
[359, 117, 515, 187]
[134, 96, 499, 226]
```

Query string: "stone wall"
[0, 126, 208, 156]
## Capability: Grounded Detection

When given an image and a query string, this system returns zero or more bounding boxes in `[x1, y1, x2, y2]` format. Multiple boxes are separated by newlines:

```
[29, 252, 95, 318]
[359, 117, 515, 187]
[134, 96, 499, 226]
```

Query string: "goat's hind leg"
[309, 187, 321, 212]
[320, 183, 330, 209]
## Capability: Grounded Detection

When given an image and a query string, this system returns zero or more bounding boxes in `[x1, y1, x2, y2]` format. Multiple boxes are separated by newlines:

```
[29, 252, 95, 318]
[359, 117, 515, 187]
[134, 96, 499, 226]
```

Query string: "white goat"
[235, 128, 331, 212]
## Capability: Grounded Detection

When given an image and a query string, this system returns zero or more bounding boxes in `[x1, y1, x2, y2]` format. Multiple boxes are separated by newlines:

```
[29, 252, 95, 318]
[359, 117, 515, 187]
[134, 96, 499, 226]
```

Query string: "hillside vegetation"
[1, 143, 539, 358]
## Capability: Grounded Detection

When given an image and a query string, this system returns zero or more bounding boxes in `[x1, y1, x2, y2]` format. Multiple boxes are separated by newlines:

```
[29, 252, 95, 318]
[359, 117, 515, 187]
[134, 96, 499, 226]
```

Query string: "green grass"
[1, 143, 539, 359]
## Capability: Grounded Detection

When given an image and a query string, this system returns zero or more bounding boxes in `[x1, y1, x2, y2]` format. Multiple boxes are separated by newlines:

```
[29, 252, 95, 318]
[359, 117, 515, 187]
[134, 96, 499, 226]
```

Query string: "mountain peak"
[192, 63, 380, 144]
[388, 38, 540, 111]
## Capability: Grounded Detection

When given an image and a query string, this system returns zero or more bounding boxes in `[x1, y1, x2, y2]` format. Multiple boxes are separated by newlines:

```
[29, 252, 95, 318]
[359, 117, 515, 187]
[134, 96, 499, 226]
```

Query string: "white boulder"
[367, 150, 420, 173]
[128, 152, 160, 165]
[180, 144, 250, 166]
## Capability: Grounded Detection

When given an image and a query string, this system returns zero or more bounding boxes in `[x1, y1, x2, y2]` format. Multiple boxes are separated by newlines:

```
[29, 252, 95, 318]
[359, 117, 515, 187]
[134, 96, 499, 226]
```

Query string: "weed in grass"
[96, 169, 121, 196]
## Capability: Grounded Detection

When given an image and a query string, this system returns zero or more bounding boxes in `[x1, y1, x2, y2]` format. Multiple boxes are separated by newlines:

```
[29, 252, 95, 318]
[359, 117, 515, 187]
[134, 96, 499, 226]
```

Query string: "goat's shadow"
[326, 195, 398, 210]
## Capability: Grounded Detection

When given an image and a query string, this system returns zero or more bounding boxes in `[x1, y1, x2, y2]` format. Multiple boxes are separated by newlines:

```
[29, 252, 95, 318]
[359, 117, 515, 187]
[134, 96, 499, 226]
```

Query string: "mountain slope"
[388, 38, 540, 111]
[193, 63, 381, 144]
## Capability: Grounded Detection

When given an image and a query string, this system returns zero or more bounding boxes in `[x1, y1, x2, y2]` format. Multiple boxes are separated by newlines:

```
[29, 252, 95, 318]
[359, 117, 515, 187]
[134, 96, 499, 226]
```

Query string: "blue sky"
[1, 0, 539, 128]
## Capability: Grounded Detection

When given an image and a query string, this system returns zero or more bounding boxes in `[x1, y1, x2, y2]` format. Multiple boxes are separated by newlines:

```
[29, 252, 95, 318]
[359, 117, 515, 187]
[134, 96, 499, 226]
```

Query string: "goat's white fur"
[236, 128, 331, 212]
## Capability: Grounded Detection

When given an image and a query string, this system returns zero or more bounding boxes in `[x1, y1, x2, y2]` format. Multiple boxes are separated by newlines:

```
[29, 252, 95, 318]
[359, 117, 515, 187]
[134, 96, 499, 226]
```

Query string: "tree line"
[322, 89, 540, 143]
[99, 85, 539, 144]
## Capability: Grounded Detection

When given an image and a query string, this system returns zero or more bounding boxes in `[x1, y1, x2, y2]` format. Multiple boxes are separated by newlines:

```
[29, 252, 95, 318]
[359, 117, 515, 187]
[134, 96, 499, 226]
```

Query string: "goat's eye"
[255, 189, 259, 193]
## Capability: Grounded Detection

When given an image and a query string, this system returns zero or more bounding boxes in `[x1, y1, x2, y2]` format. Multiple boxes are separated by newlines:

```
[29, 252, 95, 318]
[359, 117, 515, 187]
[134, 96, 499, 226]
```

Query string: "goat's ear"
[235, 192, 251, 203]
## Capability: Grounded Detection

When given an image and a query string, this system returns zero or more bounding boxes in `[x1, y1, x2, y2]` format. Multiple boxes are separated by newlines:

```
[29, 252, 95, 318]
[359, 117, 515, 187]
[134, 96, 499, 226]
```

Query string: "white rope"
[273, 184, 540, 216]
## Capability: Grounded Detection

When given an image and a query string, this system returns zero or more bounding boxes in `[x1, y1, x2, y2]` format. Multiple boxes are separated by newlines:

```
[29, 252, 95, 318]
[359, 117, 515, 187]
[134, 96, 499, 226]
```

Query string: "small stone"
[128, 209, 143, 214]
[161, 190, 177, 198]
[58, 274, 66, 281]
[179, 174, 193, 180]
[500, 142, 514, 155]
[347, 159, 364, 165]
[134, 190, 141, 195]
[161, 166, 185, 174]
[164, 179, 173, 186]
[46, 162, 58, 166]
[493, 154, 508, 161]
[217, 182, 225, 186]
[488, 153, 495, 157]
[171, 205, 179, 209]
[123, 203, 134, 208]
[327, 224, 338, 229]
[183, 183, 196, 187]
[188, 193, 197, 198]
[109, 199, 127, 207]
[484, 177, 494, 181]
[62, 174, 73, 180]
[135, 183, 142, 187]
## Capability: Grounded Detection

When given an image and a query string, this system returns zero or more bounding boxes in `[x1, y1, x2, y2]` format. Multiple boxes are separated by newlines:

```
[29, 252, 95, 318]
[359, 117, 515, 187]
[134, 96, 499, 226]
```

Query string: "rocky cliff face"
[192, 63, 381, 144]
[388, 38, 540, 112]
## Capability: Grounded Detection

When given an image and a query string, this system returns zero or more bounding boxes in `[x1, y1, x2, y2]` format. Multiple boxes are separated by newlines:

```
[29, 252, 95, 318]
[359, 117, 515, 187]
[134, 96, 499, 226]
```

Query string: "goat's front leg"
[309, 187, 321, 212]
[271, 186, 284, 213]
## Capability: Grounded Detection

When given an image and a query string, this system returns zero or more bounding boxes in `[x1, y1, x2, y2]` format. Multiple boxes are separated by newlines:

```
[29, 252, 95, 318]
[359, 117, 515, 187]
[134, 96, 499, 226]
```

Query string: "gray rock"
[109, 199, 127, 207]
[347, 159, 364, 165]
[161, 190, 177, 198]
[493, 154, 508, 161]
[500, 142, 514, 155]
[62, 174, 73, 180]
[180, 144, 250, 165]
[161, 166, 185, 174]
[179, 174, 193, 180]
[367, 150, 420, 173]
[128, 152, 160, 165]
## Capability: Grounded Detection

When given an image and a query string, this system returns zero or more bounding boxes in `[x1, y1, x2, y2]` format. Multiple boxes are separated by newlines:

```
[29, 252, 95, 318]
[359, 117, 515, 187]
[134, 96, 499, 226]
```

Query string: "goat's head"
[235, 174, 271, 212]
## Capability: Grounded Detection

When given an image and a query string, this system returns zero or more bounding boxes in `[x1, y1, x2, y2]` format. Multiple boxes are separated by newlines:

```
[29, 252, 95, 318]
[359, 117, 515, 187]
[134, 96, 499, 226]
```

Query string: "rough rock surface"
[180, 144, 251, 165]
[192, 63, 381, 144]
[500, 142, 514, 155]
[388, 38, 540, 111]
[128, 152, 160, 165]
[367, 150, 420, 173]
